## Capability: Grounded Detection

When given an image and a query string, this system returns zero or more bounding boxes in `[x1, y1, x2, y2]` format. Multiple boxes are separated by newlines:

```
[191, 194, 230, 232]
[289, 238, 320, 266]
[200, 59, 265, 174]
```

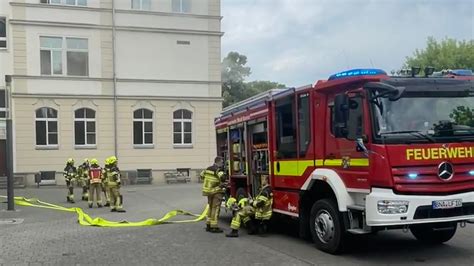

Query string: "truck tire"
[236, 187, 247, 201]
[309, 199, 346, 254]
[410, 222, 457, 244]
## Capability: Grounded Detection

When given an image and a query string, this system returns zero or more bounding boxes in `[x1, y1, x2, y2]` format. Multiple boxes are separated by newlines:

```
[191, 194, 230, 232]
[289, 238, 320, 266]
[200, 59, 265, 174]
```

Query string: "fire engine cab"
[214, 68, 474, 254]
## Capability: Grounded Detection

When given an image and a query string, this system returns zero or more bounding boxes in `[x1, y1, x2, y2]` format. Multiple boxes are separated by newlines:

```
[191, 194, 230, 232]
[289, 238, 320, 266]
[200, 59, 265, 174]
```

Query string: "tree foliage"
[221, 52, 286, 107]
[404, 37, 474, 74]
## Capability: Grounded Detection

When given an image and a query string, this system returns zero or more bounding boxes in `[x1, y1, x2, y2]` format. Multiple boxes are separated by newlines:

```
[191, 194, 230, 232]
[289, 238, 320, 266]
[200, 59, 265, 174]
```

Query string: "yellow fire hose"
[0, 195, 208, 227]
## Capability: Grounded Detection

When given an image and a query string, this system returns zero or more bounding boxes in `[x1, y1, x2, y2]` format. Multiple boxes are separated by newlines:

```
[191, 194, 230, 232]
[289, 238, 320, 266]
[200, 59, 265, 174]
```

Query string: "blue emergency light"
[328, 68, 387, 81]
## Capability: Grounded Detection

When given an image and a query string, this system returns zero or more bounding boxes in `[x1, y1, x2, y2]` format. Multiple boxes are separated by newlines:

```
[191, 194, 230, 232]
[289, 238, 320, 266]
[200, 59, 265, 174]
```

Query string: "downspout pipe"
[112, 0, 118, 157]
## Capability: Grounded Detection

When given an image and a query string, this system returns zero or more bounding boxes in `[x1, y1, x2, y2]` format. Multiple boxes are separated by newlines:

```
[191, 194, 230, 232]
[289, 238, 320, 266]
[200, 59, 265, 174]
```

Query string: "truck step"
[347, 228, 371, 235]
[348, 205, 365, 211]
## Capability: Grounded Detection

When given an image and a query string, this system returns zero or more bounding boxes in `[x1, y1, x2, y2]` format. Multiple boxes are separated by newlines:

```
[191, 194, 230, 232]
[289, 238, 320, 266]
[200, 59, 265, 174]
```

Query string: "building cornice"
[115, 9, 223, 20]
[10, 2, 223, 20]
[11, 75, 222, 85]
[9, 19, 224, 36]
[12, 93, 224, 102]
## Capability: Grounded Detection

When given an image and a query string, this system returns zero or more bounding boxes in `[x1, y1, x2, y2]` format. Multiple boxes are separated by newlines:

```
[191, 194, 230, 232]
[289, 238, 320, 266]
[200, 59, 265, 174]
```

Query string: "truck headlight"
[377, 200, 409, 214]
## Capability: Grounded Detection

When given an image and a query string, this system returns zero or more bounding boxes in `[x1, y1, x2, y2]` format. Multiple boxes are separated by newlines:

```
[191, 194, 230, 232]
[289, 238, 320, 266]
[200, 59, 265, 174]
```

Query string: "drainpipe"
[112, 0, 118, 157]
[5, 75, 14, 211]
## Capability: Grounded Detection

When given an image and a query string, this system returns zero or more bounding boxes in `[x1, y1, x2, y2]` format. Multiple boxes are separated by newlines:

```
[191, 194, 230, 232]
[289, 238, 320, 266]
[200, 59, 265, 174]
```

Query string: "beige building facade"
[0, 0, 222, 186]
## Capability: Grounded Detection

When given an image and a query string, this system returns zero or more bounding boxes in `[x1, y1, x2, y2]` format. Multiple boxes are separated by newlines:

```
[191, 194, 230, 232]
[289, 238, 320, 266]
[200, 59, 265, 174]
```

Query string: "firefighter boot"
[246, 221, 257, 235]
[225, 229, 239, 238]
[82, 187, 89, 201]
[97, 203, 103, 208]
[205, 224, 211, 232]
[209, 227, 223, 233]
[258, 222, 268, 235]
[88, 203, 93, 208]
[116, 208, 126, 213]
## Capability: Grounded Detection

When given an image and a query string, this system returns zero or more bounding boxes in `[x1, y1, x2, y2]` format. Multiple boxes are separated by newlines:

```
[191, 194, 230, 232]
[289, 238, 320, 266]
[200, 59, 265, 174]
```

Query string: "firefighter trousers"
[206, 193, 223, 228]
[65, 179, 74, 201]
[102, 184, 110, 204]
[230, 206, 255, 230]
[108, 185, 123, 211]
[88, 183, 102, 206]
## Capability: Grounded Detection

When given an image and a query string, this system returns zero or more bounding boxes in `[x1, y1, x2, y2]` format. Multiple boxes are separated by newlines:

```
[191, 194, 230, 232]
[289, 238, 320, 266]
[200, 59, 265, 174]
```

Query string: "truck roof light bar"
[328, 68, 387, 81]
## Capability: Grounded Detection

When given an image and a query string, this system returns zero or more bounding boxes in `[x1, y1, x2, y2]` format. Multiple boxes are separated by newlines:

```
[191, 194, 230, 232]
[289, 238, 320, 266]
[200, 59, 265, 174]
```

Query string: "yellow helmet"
[238, 198, 249, 208]
[90, 158, 98, 165]
[66, 158, 74, 164]
[109, 156, 117, 164]
[226, 197, 237, 209]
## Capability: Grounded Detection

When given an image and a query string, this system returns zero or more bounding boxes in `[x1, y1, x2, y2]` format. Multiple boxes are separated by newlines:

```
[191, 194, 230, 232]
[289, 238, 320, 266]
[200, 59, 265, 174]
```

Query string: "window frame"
[0, 89, 5, 119]
[0, 17, 7, 49]
[41, 0, 87, 6]
[40, 36, 89, 77]
[74, 108, 96, 148]
[35, 107, 59, 148]
[275, 96, 297, 159]
[133, 108, 154, 147]
[297, 92, 311, 157]
[131, 0, 151, 10]
[172, 0, 191, 13]
[173, 109, 193, 147]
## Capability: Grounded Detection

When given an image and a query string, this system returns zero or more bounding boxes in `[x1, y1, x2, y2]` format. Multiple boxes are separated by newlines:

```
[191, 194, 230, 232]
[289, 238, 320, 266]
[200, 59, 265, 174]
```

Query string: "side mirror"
[334, 94, 349, 138]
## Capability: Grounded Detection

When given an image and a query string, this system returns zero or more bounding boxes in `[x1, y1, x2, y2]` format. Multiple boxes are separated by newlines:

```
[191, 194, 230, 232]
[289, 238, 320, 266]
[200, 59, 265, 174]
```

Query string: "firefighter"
[77, 158, 90, 201]
[225, 196, 256, 238]
[104, 156, 125, 212]
[253, 175, 273, 234]
[201, 156, 226, 233]
[63, 158, 77, 203]
[88, 158, 103, 208]
[101, 165, 111, 207]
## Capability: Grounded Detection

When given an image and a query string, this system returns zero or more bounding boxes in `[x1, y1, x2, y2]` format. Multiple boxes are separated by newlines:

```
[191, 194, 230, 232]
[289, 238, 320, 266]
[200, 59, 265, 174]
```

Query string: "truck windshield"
[371, 93, 474, 143]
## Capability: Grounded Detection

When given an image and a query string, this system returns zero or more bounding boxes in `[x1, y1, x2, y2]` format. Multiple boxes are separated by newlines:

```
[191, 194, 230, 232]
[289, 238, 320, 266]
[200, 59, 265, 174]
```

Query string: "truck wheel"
[309, 199, 345, 254]
[236, 187, 247, 201]
[410, 222, 457, 244]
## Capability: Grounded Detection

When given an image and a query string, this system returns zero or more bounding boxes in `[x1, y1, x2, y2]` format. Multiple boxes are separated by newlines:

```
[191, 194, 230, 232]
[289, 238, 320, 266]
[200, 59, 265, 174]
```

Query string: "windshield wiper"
[380, 130, 436, 143]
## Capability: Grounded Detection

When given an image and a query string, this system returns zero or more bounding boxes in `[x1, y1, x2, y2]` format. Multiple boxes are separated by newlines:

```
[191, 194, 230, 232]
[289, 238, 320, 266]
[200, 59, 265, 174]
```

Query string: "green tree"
[450, 106, 474, 127]
[221, 52, 286, 107]
[404, 37, 474, 74]
[245, 81, 286, 99]
[221, 52, 251, 107]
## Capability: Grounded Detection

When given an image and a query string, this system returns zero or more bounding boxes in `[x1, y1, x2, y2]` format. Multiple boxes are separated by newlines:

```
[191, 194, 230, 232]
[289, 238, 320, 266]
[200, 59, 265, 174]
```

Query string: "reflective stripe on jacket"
[254, 186, 273, 220]
[89, 166, 102, 184]
[201, 165, 224, 196]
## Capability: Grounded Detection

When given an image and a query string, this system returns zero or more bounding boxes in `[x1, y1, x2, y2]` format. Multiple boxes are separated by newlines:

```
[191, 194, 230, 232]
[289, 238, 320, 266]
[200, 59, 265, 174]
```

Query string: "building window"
[40, 0, 87, 6]
[35, 107, 58, 146]
[40, 36, 88, 76]
[74, 108, 96, 146]
[0, 17, 6, 49]
[0, 90, 5, 118]
[172, 0, 191, 13]
[133, 109, 153, 145]
[132, 0, 151, 10]
[173, 109, 192, 145]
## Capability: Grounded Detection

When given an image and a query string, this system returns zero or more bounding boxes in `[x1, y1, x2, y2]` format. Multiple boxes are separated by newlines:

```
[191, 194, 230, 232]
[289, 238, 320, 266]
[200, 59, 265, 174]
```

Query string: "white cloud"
[222, 0, 474, 86]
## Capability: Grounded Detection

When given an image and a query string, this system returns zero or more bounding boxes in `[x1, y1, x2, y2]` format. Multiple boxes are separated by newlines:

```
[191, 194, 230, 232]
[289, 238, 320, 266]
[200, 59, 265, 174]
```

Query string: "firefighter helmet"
[66, 158, 74, 164]
[90, 158, 98, 165]
[226, 197, 237, 209]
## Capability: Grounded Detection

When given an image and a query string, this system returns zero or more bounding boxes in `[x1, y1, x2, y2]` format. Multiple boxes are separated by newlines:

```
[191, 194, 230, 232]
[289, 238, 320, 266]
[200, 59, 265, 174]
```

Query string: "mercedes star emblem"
[438, 162, 454, 181]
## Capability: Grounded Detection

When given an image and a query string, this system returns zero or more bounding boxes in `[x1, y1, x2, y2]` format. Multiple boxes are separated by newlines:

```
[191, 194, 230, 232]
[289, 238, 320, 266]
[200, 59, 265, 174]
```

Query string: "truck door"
[325, 92, 370, 190]
[296, 92, 314, 178]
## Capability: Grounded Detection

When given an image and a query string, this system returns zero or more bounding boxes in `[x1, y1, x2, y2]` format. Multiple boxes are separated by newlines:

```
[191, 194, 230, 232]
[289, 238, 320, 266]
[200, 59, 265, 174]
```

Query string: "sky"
[221, 0, 474, 87]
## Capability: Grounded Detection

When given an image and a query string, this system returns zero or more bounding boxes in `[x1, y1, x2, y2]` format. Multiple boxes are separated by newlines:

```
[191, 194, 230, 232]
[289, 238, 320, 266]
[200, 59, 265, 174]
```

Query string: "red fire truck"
[214, 68, 474, 254]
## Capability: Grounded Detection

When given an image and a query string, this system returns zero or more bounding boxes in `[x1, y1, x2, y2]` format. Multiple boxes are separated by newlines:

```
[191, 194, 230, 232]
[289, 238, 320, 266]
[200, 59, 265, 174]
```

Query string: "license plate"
[432, 199, 462, 209]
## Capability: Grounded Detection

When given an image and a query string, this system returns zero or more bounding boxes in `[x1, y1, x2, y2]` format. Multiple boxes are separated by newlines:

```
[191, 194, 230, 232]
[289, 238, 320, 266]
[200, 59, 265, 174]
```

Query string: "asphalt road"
[1, 183, 473, 265]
